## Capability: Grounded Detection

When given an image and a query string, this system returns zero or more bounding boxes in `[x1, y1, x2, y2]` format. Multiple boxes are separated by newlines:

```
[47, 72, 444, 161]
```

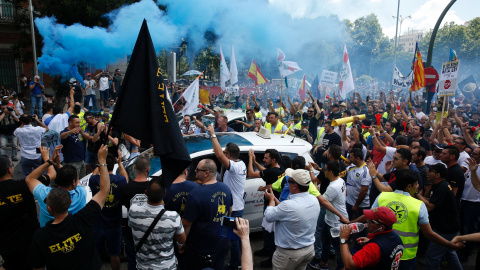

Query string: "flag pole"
[281, 75, 284, 99]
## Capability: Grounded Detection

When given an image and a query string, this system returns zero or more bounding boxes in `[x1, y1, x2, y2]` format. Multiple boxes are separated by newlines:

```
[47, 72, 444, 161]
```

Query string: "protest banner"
[320, 70, 337, 86]
[438, 60, 460, 97]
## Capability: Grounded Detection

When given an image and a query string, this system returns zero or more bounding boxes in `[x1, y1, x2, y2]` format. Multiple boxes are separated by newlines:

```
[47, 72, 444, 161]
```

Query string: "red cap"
[363, 207, 397, 226]
[86, 73, 91, 76]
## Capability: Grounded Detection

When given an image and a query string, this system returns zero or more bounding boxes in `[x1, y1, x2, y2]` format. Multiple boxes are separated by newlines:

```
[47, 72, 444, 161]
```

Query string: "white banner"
[392, 67, 414, 88]
[438, 60, 460, 97]
[226, 86, 239, 97]
[320, 70, 337, 86]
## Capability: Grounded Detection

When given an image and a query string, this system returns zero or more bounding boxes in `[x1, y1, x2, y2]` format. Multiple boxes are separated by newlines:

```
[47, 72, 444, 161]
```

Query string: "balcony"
[0, 3, 17, 22]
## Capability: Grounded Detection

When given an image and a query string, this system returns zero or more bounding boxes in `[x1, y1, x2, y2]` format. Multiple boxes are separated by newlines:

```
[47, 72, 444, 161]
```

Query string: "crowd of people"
[3, 70, 480, 270]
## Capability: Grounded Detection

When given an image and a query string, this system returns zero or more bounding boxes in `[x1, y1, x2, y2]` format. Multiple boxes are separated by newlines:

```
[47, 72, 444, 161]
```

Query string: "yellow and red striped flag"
[298, 74, 306, 100]
[248, 59, 268, 86]
[409, 42, 426, 92]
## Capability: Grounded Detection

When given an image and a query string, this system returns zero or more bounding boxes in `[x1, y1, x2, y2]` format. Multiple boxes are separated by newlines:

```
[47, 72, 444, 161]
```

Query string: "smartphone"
[221, 216, 236, 229]
[36, 148, 41, 154]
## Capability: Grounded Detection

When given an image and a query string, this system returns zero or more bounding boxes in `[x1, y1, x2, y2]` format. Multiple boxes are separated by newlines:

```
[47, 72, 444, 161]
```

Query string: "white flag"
[219, 46, 230, 90]
[277, 48, 286, 61]
[182, 78, 199, 116]
[230, 44, 238, 86]
[279, 61, 302, 77]
[339, 44, 354, 99]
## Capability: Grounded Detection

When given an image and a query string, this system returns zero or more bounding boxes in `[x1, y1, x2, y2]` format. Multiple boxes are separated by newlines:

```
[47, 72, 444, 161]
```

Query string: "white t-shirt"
[224, 159, 247, 211]
[84, 79, 97, 95]
[462, 167, 480, 202]
[98, 77, 109, 91]
[458, 151, 470, 169]
[323, 178, 348, 227]
[15, 101, 24, 116]
[378, 146, 397, 175]
[42, 113, 52, 124]
[424, 156, 446, 167]
[345, 164, 372, 208]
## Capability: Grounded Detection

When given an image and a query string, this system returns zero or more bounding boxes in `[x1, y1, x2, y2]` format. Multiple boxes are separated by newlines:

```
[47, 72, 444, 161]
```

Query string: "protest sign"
[438, 60, 460, 97]
[320, 70, 337, 86]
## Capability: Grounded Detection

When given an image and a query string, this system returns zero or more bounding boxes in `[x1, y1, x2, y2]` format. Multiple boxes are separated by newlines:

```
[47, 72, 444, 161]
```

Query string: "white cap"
[285, 168, 311, 186]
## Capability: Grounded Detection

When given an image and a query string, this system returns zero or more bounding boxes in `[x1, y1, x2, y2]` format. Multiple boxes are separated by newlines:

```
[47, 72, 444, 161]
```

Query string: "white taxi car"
[81, 132, 315, 232]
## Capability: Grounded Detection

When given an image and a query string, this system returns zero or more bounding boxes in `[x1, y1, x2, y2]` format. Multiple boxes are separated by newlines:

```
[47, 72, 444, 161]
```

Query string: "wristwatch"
[371, 175, 377, 179]
[340, 238, 347, 245]
[211, 134, 217, 138]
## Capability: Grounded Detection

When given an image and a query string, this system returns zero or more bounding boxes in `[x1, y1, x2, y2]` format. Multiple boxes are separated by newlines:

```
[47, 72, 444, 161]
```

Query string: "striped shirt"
[128, 204, 184, 270]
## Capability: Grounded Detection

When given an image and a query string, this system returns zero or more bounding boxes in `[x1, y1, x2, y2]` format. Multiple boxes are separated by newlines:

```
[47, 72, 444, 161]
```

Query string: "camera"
[31, 115, 36, 121]
[7, 106, 13, 112]
[221, 216, 237, 229]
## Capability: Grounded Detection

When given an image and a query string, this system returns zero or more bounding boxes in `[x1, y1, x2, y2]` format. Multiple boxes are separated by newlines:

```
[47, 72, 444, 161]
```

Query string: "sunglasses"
[195, 168, 208, 172]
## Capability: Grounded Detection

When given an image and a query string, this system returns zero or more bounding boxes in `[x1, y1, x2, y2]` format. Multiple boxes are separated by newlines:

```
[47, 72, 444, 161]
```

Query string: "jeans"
[458, 200, 480, 260]
[314, 207, 326, 258]
[229, 210, 244, 268]
[0, 134, 17, 158]
[92, 225, 122, 256]
[99, 90, 109, 106]
[84, 94, 97, 111]
[425, 231, 462, 270]
[30, 95, 43, 118]
[320, 223, 343, 269]
[20, 156, 42, 179]
[124, 228, 136, 270]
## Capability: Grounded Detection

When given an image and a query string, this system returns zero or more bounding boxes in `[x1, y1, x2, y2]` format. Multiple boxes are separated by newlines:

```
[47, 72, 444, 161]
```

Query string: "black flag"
[110, 20, 191, 186]
[457, 75, 478, 100]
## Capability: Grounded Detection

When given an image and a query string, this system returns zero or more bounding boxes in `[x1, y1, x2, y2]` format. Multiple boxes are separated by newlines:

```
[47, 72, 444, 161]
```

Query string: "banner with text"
[438, 60, 460, 97]
[392, 67, 414, 88]
[320, 70, 337, 86]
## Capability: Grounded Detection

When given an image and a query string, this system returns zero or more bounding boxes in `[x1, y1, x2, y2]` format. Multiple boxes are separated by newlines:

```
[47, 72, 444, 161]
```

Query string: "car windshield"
[123, 133, 253, 179]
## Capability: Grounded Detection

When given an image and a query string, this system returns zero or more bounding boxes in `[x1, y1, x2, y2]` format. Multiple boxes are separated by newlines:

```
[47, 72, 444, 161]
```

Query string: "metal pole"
[390, 0, 400, 91]
[426, 0, 457, 67]
[29, 0, 38, 76]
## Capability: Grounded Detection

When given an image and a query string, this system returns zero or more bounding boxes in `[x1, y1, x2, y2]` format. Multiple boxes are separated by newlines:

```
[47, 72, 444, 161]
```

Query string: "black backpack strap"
[135, 209, 166, 253]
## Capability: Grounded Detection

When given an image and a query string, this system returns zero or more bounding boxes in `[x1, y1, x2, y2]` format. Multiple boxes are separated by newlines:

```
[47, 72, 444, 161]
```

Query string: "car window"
[187, 154, 222, 181]
[123, 148, 158, 180]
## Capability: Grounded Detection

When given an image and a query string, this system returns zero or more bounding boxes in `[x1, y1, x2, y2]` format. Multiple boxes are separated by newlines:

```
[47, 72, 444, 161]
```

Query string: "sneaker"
[11, 157, 18, 161]
[253, 248, 269, 257]
[308, 259, 322, 270]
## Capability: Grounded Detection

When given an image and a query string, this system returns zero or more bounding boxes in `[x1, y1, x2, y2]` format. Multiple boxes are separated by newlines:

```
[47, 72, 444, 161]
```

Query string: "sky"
[268, 0, 479, 38]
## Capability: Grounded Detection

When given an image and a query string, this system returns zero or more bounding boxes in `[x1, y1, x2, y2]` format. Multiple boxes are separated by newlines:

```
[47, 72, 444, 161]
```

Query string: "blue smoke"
[36, 0, 345, 79]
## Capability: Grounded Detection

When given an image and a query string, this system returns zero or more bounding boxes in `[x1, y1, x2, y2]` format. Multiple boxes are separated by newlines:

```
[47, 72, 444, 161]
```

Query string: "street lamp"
[369, 48, 377, 77]
[392, 15, 412, 37]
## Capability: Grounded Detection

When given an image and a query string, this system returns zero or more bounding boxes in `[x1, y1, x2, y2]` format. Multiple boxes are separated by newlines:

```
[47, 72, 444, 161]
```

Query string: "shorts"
[92, 225, 122, 256]
[85, 150, 98, 166]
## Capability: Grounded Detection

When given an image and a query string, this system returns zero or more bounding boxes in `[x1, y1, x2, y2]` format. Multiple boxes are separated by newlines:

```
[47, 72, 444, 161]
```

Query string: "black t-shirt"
[89, 174, 127, 228]
[164, 180, 199, 217]
[260, 167, 285, 201]
[428, 181, 459, 233]
[469, 119, 480, 127]
[120, 181, 149, 210]
[29, 200, 102, 270]
[328, 111, 342, 121]
[317, 161, 347, 194]
[446, 164, 466, 204]
[73, 85, 83, 103]
[302, 112, 320, 138]
[85, 122, 106, 153]
[0, 179, 39, 268]
[366, 113, 377, 123]
[315, 132, 342, 164]
[107, 129, 121, 158]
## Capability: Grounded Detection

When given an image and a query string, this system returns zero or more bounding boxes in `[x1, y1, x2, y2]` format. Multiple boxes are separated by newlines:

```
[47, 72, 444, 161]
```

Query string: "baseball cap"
[363, 206, 397, 227]
[86, 73, 91, 76]
[294, 112, 301, 117]
[102, 113, 109, 118]
[301, 120, 309, 126]
[332, 104, 339, 108]
[340, 102, 347, 107]
[285, 168, 311, 187]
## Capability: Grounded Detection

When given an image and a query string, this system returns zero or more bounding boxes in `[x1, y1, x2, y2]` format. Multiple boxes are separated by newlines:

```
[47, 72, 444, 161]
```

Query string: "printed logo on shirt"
[390, 245, 404, 270]
[386, 201, 408, 224]
[49, 233, 82, 254]
[212, 191, 227, 222]
[131, 194, 147, 206]
[0, 193, 23, 206]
